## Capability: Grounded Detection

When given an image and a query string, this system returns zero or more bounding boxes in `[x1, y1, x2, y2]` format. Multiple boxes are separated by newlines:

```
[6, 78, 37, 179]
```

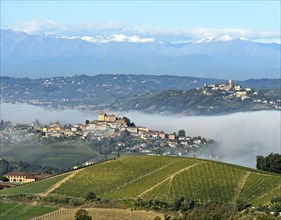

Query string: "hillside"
[114, 88, 280, 115]
[1, 75, 280, 115]
[1, 155, 280, 207]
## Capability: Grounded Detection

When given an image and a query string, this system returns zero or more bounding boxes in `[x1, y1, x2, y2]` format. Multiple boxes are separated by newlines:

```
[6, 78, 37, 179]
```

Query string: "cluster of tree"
[0, 159, 62, 177]
[16, 161, 62, 174]
[0, 120, 13, 130]
[256, 153, 281, 174]
[135, 197, 197, 213]
[135, 198, 244, 220]
[184, 202, 235, 220]
[90, 131, 141, 155]
[0, 159, 10, 176]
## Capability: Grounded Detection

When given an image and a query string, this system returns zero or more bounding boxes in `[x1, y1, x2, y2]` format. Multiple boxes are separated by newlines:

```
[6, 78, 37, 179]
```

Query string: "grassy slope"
[0, 173, 70, 195]
[2, 140, 98, 168]
[51, 156, 281, 206]
[0, 202, 56, 220]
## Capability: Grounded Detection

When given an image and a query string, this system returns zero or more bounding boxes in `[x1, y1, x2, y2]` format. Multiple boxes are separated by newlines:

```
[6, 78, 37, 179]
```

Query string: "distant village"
[1, 112, 214, 151]
[203, 80, 280, 109]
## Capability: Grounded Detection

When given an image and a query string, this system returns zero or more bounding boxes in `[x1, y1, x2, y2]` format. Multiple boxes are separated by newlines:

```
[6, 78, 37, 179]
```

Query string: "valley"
[1, 2, 281, 219]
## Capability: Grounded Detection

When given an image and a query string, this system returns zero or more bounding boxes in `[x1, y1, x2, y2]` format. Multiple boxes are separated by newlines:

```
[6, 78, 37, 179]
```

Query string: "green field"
[0, 202, 56, 220]
[2, 140, 98, 168]
[1, 155, 281, 207]
[0, 173, 70, 195]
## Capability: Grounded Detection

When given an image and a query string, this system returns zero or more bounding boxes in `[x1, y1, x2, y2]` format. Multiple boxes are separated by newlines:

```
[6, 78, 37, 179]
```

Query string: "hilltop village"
[203, 80, 280, 108]
[1, 113, 215, 158]
[204, 79, 254, 100]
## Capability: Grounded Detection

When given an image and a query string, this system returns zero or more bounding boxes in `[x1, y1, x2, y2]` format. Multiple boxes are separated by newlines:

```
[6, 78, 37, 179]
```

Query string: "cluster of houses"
[0, 124, 36, 145]
[203, 80, 280, 109]
[39, 113, 208, 146]
[203, 79, 255, 100]
[0, 112, 211, 149]
[0, 171, 52, 188]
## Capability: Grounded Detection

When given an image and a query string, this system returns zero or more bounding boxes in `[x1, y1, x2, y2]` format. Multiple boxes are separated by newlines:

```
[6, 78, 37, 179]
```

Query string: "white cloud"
[3, 19, 280, 44]
[9, 19, 62, 34]
[65, 34, 155, 43]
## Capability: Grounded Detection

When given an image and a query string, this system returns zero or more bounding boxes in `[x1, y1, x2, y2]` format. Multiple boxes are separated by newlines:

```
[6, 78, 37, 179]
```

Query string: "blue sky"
[1, 1, 280, 42]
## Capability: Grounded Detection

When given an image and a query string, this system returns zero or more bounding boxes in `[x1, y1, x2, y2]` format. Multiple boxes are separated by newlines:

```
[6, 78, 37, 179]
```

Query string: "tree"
[0, 120, 4, 130]
[178, 129, 186, 137]
[257, 153, 281, 174]
[34, 119, 41, 126]
[86, 191, 97, 201]
[0, 159, 10, 176]
[0, 176, 9, 182]
[75, 209, 92, 220]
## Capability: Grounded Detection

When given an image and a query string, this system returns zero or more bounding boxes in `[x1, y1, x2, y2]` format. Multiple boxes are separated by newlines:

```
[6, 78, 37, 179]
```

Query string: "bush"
[271, 196, 281, 203]
[75, 209, 92, 220]
[86, 191, 97, 201]
[236, 199, 251, 211]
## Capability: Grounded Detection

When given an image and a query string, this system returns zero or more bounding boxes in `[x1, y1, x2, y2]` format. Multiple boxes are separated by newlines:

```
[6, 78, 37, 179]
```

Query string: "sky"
[1, 1, 281, 42]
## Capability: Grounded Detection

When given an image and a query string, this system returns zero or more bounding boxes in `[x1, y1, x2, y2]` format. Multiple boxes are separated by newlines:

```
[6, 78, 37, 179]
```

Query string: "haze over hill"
[1, 103, 280, 168]
[1, 29, 280, 79]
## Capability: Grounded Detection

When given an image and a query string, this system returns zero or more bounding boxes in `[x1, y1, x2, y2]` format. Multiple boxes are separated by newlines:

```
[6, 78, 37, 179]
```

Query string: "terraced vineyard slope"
[53, 156, 281, 205]
[1, 156, 281, 206]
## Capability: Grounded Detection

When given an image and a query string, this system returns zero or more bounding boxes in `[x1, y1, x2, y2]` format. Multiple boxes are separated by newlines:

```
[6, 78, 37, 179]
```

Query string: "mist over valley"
[1, 103, 279, 168]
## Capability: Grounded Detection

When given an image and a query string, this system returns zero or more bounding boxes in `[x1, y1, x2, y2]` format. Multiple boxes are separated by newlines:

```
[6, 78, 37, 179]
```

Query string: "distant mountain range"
[1, 29, 280, 79]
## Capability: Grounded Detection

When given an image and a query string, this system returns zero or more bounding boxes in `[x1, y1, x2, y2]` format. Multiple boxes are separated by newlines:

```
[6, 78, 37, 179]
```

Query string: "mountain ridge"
[1, 29, 280, 79]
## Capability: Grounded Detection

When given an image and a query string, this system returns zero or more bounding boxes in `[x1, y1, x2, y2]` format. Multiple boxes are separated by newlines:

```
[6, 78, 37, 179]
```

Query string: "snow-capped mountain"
[1, 29, 280, 79]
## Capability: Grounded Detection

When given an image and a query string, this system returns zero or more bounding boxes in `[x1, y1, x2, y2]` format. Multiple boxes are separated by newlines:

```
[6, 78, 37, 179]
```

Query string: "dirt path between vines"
[41, 169, 84, 196]
[232, 171, 250, 202]
[138, 161, 206, 198]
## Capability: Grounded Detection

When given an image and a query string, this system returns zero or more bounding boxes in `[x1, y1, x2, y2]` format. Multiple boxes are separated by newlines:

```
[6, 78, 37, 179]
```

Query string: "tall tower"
[98, 113, 106, 121]
[228, 79, 233, 89]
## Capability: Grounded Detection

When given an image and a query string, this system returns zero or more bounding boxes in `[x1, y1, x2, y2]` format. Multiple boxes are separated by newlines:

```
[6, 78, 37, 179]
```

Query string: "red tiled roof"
[4, 172, 52, 180]
[4, 172, 31, 177]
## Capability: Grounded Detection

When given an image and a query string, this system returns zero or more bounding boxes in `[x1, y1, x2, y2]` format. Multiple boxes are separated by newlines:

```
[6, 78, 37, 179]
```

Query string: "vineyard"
[50, 155, 281, 206]
[1, 155, 280, 207]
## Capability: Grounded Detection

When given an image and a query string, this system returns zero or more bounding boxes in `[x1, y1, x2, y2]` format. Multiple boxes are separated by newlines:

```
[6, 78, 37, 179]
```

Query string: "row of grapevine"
[53, 156, 197, 198]
[238, 173, 281, 205]
[105, 158, 200, 199]
[143, 162, 245, 203]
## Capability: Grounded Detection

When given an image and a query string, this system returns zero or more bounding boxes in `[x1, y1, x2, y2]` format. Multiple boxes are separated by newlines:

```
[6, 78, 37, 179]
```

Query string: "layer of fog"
[124, 111, 280, 168]
[1, 103, 98, 125]
[1, 102, 280, 168]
